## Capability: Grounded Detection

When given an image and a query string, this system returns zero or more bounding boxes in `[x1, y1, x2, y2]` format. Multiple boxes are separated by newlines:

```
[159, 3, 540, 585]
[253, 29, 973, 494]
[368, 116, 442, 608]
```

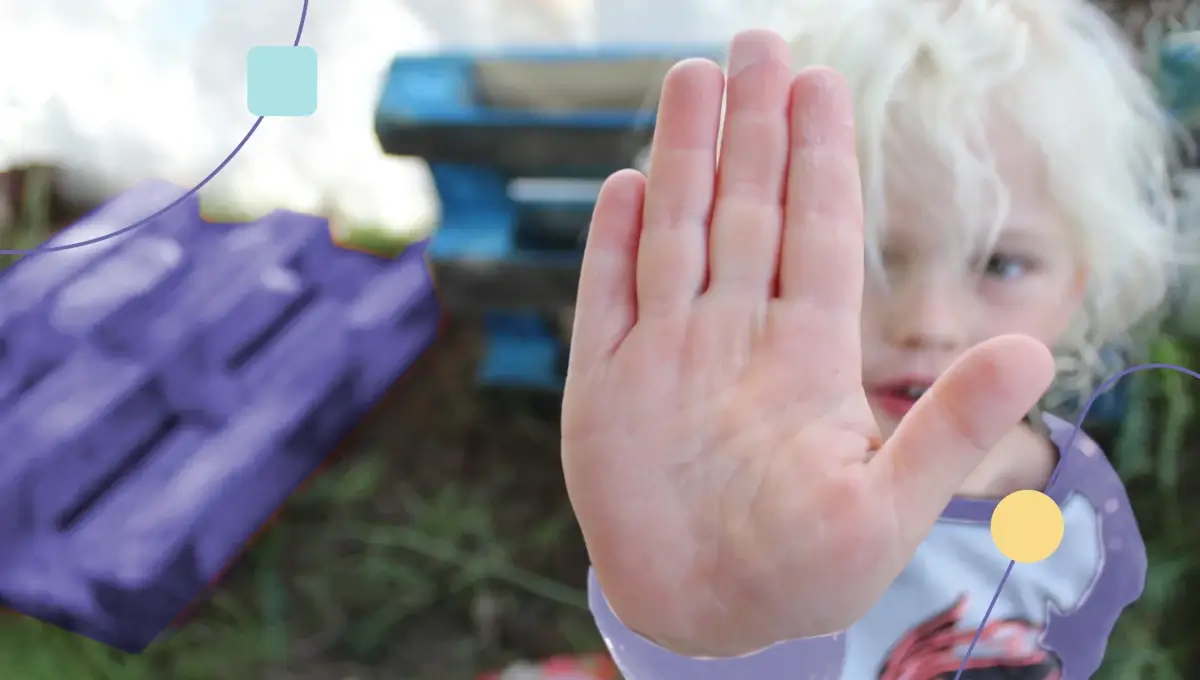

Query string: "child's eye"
[981, 253, 1034, 280]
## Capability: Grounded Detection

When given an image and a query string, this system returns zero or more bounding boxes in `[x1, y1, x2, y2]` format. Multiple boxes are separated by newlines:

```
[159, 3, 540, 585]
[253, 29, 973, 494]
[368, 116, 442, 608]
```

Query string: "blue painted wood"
[477, 313, 564, 390]
[376, 46, 720, 124]
[374, 45, 721, 177]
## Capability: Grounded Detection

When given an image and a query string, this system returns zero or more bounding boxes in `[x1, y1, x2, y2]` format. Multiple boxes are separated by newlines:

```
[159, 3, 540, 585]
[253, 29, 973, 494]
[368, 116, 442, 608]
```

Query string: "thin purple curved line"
[952, 361, 1197, 679]
[0, 0, 310, 255]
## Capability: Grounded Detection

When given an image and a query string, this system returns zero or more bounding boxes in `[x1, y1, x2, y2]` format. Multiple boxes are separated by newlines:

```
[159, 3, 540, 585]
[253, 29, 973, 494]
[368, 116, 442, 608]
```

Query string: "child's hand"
[561, 30, 1055, 658]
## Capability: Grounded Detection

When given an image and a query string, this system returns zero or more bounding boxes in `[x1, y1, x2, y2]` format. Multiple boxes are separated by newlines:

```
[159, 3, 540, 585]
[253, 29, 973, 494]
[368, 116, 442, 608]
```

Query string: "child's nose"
[884, 283, 969, 352]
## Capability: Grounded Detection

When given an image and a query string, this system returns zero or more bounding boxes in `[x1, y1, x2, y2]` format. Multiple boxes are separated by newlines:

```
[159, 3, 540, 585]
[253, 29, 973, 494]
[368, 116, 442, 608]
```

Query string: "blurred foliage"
[0, 165, 56, 268]
[1097, 334, 1200, 679]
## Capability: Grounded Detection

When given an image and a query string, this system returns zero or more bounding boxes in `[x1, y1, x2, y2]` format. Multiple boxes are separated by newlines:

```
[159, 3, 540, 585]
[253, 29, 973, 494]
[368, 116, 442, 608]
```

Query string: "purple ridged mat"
[0, 180, 440, 652]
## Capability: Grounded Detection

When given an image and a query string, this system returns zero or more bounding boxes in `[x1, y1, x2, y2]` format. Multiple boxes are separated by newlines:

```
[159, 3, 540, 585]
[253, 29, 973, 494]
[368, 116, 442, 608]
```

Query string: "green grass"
[0, 166, 1197, 678]
[0, 460, 596, 679]
[0, 395, 596, 679]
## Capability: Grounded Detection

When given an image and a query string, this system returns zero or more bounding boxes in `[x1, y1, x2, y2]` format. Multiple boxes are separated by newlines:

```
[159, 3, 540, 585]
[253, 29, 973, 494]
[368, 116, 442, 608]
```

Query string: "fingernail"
[804, 67, 842, 104]
[726, 32, 774, 76]
[795, 67, 853, 144]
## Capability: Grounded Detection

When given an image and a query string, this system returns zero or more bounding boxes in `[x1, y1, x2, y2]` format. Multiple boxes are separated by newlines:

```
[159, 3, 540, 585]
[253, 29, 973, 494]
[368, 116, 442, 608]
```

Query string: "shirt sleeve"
[587, 569, 847, 680]
[1040, 431, 1148, 680]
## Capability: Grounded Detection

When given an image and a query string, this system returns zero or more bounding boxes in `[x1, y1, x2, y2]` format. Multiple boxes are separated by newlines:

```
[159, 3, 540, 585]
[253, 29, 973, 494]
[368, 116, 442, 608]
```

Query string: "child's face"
[860, 137, 1087, 437]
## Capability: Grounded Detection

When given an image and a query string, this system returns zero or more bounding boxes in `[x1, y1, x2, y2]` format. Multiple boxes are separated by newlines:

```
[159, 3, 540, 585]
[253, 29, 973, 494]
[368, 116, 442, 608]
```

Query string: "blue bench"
[375, 46, 719, 390]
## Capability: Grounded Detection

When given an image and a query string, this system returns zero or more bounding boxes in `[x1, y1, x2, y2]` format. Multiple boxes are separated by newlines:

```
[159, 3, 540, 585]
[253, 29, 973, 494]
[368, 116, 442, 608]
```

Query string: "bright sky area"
[0, 0, 763, 235]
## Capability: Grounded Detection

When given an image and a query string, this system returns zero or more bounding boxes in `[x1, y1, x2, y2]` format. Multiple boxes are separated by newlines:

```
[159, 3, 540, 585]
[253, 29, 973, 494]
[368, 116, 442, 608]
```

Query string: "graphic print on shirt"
[878, 595, 1061, 680]
[840, 489, 1100, 680]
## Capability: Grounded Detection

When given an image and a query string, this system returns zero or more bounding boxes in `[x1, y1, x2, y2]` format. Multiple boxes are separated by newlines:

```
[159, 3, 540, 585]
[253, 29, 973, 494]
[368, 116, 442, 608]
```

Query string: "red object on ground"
[477, 652, 620, 680]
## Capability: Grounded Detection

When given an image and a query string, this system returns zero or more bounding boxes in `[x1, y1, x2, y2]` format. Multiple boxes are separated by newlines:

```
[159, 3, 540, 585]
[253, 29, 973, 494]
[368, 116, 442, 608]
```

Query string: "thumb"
[870, 335, 1056, 548]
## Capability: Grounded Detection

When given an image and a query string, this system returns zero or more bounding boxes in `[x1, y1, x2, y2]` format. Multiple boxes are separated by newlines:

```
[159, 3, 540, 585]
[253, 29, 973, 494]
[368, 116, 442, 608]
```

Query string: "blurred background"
[0, 0, 1198, 678]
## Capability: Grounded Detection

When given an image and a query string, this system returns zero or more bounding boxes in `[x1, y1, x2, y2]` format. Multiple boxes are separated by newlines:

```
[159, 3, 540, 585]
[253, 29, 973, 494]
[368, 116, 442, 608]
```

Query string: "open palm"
[561, 30, 1055, 658]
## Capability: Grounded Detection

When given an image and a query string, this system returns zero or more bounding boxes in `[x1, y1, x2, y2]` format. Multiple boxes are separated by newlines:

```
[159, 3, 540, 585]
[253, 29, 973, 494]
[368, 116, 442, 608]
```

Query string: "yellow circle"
[990, 490, 1064, 563]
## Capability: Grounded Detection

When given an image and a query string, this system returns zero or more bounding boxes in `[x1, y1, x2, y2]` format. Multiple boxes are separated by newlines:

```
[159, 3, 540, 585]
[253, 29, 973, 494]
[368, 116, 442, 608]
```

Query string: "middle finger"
[707, 30, 793, 297]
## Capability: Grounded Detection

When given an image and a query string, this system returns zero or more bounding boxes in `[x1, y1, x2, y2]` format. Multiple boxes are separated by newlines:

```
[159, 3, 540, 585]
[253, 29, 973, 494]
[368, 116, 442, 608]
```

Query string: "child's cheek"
[976, 301, 1075, 349]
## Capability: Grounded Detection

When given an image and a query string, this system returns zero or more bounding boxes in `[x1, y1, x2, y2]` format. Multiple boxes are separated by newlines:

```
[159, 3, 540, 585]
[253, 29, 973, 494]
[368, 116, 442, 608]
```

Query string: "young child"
[560, 0, 1183, 678]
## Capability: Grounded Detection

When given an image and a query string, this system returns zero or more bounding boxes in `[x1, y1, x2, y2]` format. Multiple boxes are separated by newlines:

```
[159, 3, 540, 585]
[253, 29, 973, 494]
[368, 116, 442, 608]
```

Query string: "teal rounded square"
[246, 46, 318, 117]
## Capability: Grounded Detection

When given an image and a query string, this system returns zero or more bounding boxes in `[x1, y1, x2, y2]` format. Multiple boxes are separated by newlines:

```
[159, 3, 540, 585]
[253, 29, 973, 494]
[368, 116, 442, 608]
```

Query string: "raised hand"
[560, 30, 1055, 658]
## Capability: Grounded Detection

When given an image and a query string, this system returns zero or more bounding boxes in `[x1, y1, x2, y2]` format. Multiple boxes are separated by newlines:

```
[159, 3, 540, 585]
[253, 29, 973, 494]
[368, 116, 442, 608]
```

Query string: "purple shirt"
[588, 414, 1146, 679]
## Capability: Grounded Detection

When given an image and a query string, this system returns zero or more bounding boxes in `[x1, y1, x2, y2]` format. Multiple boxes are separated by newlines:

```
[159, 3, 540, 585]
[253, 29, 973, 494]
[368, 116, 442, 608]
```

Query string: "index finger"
[635, 58, 725, 318]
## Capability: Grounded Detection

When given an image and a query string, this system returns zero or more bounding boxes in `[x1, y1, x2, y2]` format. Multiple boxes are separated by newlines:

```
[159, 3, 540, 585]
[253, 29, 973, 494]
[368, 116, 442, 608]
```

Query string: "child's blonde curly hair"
[638, 0, 1188, 405]
[798, 0, 1185, 401]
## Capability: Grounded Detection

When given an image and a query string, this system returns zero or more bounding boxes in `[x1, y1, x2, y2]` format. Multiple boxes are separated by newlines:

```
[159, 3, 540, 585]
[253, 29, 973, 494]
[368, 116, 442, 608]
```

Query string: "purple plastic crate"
[0, 180, 441, 652]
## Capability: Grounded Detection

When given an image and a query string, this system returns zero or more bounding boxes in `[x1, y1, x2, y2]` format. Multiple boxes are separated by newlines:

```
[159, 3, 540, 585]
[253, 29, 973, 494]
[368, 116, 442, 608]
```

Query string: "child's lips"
[870, 390, 918, 419]
[868, 381, 934, 419]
